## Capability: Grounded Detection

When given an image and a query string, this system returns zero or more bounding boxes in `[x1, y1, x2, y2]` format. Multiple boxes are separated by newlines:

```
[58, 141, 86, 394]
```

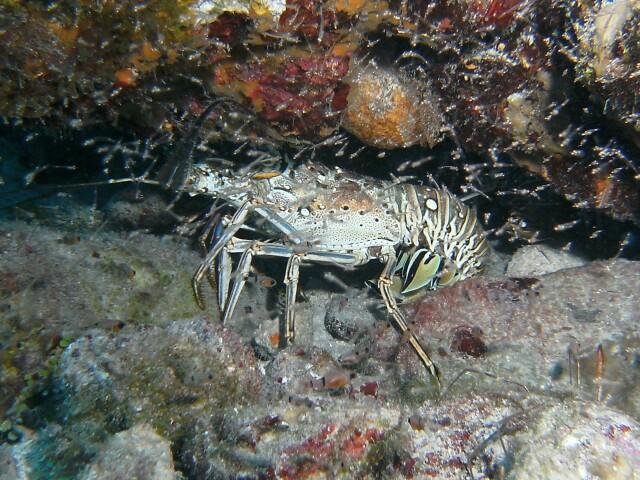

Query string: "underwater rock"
[404, 258, 640, 417]
[502, 80, 640, 226]
[104, 187, 176, 232]
[0, 1, 212, 127]
[2, 212, 639, 478]
[0, 427, 34, 480]
[51, 319, 260, 478]
[80, 424, 177, 480]
[506, 244, 587, 276]
[58, 319, 261, 428]
[0, 445, 19, 480]
[0, 219, 202, 429]
[0, 0, 357, 139]
[491, 4, 640, 226]
[502, 81, 640, 224]
[324, 295, 361, 341]
[508, 401, 640, 479]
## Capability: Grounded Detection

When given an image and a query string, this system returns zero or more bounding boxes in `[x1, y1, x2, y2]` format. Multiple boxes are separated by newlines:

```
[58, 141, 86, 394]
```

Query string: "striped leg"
[222, 244, 255, 323]
[213, 240, 363, 343]
[284, 254, 302, 343]
[217, 245, 233, 312]
[378, 252, 441, 386]
[193, 200, 253, 309]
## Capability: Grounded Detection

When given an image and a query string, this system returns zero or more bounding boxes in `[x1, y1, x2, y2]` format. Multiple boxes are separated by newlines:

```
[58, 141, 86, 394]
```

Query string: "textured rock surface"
[0, 444, 20, 480]
[506, 244, 588, 276]
[508, 401, 640, 480]
[1, 215, 639, 479]
[0, 218, 203, 439]
[80, 425, 177, 480]
[405, 260, 640, 417]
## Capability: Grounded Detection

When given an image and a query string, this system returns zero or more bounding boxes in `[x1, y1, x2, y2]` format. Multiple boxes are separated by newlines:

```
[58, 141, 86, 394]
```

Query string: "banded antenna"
[157, 99, 226, 191]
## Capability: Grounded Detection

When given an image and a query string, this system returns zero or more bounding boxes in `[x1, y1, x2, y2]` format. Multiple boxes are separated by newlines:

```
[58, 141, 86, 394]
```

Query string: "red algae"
[360, 381, 378, 397]
[213, 53, 351, 137]
[284, 424, 337, 457]
[341, 427, 383, 459]
[474, 0, 524, 28]
[450, 325, 488, 358]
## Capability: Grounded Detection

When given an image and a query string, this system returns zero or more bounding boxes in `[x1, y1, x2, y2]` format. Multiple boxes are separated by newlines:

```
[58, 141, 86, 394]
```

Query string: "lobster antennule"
[157, 100, 227, 191]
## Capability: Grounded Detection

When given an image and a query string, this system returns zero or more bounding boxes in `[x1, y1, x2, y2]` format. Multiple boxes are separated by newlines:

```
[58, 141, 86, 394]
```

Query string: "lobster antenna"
[0, 176, 162, 209]
[157, 99, 226, 191]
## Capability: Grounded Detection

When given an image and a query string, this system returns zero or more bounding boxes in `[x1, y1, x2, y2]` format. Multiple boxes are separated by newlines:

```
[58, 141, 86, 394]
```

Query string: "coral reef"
[566, 0, 640, 134]
[0, 1, 205, 127]
[1, 1, 640, 479]
[2, 0, 639, 236]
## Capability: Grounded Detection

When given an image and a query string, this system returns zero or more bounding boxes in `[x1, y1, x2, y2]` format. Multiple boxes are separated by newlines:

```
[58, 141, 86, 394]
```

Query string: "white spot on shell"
[426, 199, 438, 211]
[300, 208, 310, 216]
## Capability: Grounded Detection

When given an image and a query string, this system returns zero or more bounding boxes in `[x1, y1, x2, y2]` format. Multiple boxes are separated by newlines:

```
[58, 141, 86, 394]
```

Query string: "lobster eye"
[401, 250, 441, 294]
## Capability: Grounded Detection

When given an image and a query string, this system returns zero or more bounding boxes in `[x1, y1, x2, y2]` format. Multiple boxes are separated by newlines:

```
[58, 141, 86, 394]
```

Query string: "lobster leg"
[213, 241, 304, 337]
[217, 245, 233, 312]
[214, 240, 303, 324]
[193, 200, 253, 309]
[378, 252, 441, 386]
[222, 243, 255, 324]
[213, 239, 364, 342]
[283, 254, 302, 343]
[223, 240, 364, 265]
[252, 206, 305, 244]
